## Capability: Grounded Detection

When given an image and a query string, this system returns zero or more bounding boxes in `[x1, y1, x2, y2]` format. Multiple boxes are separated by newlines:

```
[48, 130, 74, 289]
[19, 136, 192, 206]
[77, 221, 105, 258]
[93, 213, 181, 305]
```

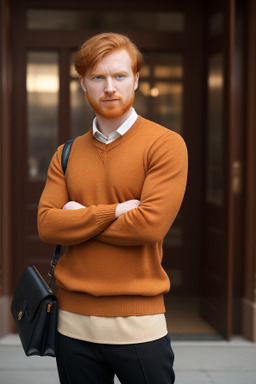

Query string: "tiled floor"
[1, 335, 256, 384]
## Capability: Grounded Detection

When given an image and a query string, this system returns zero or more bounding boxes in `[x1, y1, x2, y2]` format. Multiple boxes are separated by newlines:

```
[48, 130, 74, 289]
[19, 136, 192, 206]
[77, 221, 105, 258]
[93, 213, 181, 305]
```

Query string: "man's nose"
[104, 77, 116, 93]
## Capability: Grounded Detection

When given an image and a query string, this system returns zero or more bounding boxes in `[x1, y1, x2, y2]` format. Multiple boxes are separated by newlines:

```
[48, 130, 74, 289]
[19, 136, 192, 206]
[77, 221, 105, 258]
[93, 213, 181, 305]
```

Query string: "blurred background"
[1, 0, 256, 342]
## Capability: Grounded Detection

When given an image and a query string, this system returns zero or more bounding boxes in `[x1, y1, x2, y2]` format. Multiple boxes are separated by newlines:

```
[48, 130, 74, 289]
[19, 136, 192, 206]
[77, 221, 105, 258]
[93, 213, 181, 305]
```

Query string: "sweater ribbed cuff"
[96, 204, 118, 228]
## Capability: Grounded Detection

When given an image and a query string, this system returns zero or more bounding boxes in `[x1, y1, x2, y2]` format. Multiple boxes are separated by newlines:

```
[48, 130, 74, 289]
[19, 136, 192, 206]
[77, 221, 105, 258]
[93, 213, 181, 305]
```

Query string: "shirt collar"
[93, 108, 138, 144]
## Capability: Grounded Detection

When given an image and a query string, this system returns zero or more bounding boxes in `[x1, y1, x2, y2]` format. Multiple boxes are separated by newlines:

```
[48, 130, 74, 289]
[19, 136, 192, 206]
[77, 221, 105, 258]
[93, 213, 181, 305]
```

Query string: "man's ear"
[134, 73, 139, 91]
[79, 76, 86, 92]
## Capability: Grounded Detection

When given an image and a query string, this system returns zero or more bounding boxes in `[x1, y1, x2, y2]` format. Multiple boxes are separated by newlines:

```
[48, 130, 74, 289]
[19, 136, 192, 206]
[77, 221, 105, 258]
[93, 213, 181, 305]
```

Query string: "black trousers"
[56, 333, 175, 384]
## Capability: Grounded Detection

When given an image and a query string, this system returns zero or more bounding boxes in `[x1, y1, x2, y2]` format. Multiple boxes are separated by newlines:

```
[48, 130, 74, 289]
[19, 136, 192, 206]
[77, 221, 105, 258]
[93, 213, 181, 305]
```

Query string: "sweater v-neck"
[88, 116, 144, 151]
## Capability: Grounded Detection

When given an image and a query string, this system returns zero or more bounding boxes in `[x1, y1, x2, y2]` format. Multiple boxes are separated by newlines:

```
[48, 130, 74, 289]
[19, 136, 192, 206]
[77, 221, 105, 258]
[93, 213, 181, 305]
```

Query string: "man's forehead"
[93, 49, 132, 72]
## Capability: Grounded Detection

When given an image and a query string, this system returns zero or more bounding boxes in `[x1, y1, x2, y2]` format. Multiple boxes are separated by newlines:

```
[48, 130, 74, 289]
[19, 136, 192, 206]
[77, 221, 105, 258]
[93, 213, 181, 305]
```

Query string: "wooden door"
[201, 0, 236, 339]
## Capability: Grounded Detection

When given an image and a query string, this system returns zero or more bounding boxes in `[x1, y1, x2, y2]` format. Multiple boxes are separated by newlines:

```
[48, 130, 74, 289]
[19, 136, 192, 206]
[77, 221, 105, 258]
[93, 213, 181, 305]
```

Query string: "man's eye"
[116, 75, 125, 79]
[93, 76, 103, 80]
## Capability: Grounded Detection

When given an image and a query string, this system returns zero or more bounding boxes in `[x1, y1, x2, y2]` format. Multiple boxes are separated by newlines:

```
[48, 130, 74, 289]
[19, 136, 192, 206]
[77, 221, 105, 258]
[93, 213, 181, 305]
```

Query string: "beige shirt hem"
[58, 310, 168, 345]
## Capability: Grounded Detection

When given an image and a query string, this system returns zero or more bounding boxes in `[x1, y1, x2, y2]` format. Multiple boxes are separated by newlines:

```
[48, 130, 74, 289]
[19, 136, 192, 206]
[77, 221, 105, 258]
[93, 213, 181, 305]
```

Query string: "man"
[38, 32, 188, 384]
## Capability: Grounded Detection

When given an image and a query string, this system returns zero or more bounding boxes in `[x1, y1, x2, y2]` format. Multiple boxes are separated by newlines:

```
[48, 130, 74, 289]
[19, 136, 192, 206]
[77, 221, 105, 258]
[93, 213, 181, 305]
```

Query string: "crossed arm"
[38, 133, 188, 247]
[63, 199, 140, 218]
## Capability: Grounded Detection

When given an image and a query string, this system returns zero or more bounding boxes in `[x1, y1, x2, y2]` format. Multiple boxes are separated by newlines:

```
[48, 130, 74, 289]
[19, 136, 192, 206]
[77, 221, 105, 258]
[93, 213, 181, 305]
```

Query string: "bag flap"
[11, 266, 56, 322]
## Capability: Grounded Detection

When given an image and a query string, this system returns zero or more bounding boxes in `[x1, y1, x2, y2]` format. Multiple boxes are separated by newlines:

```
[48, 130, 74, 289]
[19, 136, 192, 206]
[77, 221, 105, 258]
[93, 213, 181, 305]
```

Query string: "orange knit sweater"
[38, 116, 188, 317]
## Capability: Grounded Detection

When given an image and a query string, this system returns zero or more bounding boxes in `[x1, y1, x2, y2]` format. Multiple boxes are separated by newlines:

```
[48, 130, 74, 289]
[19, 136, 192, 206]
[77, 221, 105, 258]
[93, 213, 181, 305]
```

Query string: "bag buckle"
[18, 311, 23, 321]
[18, 301, 27, 321]
[47, 304, 52, 313]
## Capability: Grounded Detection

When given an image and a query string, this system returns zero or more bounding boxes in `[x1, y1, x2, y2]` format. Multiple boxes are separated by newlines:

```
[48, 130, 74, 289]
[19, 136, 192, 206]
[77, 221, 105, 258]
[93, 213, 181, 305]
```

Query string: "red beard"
[86, 91, 135, 119]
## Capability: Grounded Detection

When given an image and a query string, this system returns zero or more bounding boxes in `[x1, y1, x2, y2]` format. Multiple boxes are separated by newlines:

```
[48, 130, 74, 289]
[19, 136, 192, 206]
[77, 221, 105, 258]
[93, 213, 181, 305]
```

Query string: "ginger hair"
[74, 32, 143, 77]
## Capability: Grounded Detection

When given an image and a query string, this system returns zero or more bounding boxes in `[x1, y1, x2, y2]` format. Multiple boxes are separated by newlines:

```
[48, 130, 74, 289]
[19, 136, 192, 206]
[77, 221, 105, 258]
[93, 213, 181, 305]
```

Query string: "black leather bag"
[11, 265, 58, 356]
[11, 139, 74, 357]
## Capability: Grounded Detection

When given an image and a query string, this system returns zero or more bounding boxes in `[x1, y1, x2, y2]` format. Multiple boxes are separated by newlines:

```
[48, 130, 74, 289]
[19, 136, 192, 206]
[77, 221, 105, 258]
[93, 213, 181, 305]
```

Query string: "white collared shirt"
[92, 108, 138, 144]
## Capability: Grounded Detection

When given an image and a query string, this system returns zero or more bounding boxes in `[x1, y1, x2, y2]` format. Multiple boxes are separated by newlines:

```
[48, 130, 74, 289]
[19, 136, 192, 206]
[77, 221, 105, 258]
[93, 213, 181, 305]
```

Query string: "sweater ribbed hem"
[57, 288, 166, 317]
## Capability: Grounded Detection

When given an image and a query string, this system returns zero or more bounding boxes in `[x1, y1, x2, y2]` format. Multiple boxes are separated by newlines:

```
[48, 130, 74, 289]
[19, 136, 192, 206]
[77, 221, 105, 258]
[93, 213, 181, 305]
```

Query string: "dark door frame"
[0, 0, 13, 335]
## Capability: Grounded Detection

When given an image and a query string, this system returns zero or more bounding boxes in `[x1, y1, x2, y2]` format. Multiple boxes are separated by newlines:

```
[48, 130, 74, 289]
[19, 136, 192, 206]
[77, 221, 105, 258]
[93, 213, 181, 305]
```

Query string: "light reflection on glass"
[206, 53, 224, 205]
[27, 52, 59, 181]
[154, 54, 183, 79]
[70, 79, 95, 138]
[153, 82, 183, 134]
[70, 53, 77, 77]
[139, 65, 150, 78]
[136, 53, 183, 135]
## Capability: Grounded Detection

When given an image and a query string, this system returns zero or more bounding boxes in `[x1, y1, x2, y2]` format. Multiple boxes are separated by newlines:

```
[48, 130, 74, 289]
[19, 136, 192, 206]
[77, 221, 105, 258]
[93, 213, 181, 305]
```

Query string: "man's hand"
[62, 199, 140, 217]
[115, 199, 140, 218]
[62, 201, 86, 210]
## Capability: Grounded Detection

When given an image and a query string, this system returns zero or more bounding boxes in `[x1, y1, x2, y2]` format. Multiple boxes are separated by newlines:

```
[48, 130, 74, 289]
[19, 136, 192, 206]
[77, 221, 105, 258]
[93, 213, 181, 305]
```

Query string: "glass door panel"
[27, 51, 59, 181]
[206, 54, 224, 206]
[153, 82, 183, 133]
[70, 80, 95, 138]
[153, 53, 183, 79]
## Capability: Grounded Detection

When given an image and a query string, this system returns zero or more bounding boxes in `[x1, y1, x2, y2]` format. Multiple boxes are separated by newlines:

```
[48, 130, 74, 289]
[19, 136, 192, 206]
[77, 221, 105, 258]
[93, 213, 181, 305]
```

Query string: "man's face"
[80, 49, 139, 119]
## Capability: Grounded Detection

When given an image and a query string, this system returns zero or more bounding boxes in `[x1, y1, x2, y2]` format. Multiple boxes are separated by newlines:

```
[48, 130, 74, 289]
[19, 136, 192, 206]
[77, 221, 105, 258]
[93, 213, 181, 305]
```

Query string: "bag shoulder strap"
[61, 138, 74, 174]
[46, 138, 74, 284]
